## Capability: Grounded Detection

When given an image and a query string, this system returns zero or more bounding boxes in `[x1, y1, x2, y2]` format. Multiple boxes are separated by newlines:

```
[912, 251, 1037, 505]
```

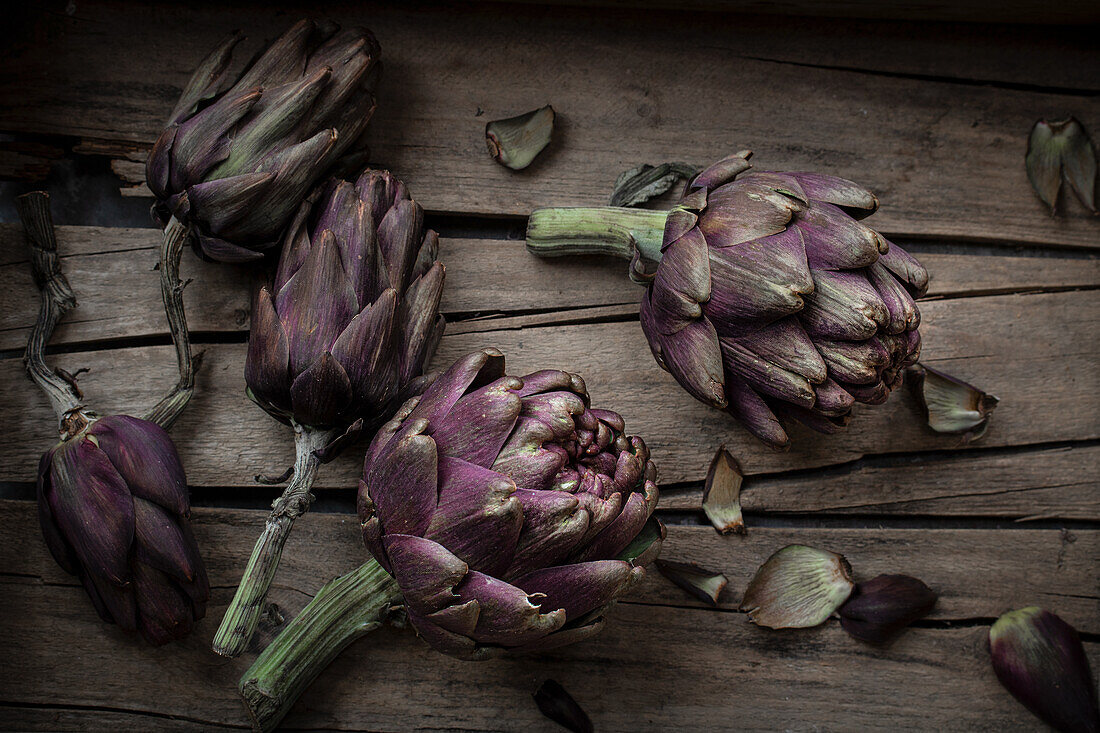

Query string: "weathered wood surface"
[1, 500, 1096, 731]
[3, 223, 1099, 351]
[3, 290, 1097, 503]
[3, 3, 1099, 247]
[662, 443, 1100, 520]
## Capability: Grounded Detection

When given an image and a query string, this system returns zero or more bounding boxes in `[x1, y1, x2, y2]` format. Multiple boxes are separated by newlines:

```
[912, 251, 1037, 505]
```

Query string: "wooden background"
[1, 1, 1098, 730]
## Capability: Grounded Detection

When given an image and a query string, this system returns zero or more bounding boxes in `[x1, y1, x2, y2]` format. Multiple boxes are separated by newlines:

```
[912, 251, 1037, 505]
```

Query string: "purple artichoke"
[245, 169, 445, 433]
[146, 19, 381, 262]
[358, 349, 663, 659]
[527, 151, 929, 449]
[36, 414, 209, 645]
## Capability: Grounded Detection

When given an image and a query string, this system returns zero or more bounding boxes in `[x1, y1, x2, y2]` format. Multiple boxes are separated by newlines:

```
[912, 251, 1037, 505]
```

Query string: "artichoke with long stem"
[527, 151, 928, 449]
[213, 169, 445, 657]
[144, 19, 382, 430]
[238, 349, 663, 731]
[20, 192, 208, 645]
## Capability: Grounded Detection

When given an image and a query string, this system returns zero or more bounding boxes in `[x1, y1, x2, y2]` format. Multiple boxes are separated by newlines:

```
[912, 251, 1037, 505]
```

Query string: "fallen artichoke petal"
[990, 606, 1100, 733]
[908, 363, 999, 442]
[1026, 117, 1098, 215]
[838, 574, 937, 644]
[740, 544, 854, 629]
[701, 445, 745, 535]
[485, 105, 555, 170]
[655, 559, 728, 606]
[610, 162, 698, 207]
[533, 679, 594, 733]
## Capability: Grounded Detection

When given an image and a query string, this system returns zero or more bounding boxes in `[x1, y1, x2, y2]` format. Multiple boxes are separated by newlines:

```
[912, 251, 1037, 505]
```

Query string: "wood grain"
[2, 223, 1098, 350]
[1, 290, 1096, 495]
[660, 443, 1100, 520]
[0, 500, 1095, 731]
[3, 3, 1099, 247]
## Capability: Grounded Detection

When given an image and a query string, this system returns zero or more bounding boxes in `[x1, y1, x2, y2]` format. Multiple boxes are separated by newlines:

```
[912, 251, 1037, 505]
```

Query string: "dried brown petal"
[486, 105, 555, 171]
[533, 679, 593, 733]
[908, 363, 999, 442]
[702, 445, 745, 535]
[655, 559, 728, 606]
[740, 544, 854, 629]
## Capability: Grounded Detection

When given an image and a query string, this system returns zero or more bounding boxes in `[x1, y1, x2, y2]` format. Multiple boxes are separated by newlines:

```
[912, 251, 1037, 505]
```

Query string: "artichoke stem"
[526, 206, 670, 264]
[213, 424, 335, 657]
[239, 559, 401, 733]
[145, 215, 198, 430]
[17, 192, 88, 434]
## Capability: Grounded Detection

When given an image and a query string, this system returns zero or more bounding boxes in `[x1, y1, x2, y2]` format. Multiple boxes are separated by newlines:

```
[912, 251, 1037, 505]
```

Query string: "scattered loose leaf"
[990, 607, 1100, 733]
[485, 105, 555, 170]
[838, 574, 937, 644]
[740, 545, 854, 629]
[702, 445, 745, 535]
[610, 162, 698, 207]
[533, 679, 594, 733]
[1026, 117, 1098, 215]
[908, 364, 999, 442]
[655, 559, 729, 606]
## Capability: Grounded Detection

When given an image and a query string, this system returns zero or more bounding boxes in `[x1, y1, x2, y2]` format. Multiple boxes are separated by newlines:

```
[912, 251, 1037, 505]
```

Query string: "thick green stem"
[145, 215, 197, 430]
[239, 559, 401, 732]
[213, 424, 336, 657]
[525, 206, 671, 263]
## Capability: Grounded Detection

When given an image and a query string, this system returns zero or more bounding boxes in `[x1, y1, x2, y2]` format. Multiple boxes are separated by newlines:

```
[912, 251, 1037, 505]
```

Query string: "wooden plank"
[3, 4, 1099, 247]
[0, 289, 1096, 493]
[513, 1, 1100, 25]
[0, 501, 1096, 731]
[2, 223, 1098, 350]
[660, 443, 1100, 521]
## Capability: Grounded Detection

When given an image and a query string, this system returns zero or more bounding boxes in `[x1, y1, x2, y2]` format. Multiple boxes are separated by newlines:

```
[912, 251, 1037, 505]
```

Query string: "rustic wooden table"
[1, 2, 1098, 730]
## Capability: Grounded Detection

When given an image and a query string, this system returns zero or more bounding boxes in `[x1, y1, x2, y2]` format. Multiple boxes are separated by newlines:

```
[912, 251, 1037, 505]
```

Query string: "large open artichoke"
[359, 348, 662, 659]
[527, 151, 928, 449]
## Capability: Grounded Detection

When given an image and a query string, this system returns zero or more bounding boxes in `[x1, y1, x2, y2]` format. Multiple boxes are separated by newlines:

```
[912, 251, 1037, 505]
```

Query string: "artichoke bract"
[146, 19, 381, 263]
[37, 415, 209, 645]
[246, 169, 445, 429]
[527, 151, 928, 449]
[359, 348, 662, 658]
[216, 169, 444, 657]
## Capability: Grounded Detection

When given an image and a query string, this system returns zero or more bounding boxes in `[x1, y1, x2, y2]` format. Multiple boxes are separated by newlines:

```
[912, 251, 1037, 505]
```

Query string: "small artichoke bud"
[838, 574, 937, 644]
[908, 363, 999, 442]
[36, 414, 209, 645]
[739, 544, 854, 629]
[990, 607, 1100, 733]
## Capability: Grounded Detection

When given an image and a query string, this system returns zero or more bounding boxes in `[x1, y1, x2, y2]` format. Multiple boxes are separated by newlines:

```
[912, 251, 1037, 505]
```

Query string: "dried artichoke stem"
[526, 206, 672, 267]
[213, 423, 339, 657]
[17, 192, 88, 434]
[145, 215, 199, 429]
[239, 558, 402, 733]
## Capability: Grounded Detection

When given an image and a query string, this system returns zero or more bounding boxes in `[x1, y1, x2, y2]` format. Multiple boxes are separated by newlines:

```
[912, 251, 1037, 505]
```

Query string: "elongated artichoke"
[527, 151, 928, 448]
[359, 348, 662, 659]
[37, 415, 209, 645]
[245, 169, 445, 432]
[216, 169, 444, 658]
[146, 19, 381, 262]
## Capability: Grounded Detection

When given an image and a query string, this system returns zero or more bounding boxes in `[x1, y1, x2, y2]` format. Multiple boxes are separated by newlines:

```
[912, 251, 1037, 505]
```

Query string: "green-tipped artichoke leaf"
[990, 607, 1100, 732]
[486, 105, 555, 170]
[655, 559, 728, 606]
[909, 364, 999, 442]
[740, 544, 854, 629]
[702, 445, 745, 535]
[1026, 117, 1098, 215]
[610, 162, 699, 207]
